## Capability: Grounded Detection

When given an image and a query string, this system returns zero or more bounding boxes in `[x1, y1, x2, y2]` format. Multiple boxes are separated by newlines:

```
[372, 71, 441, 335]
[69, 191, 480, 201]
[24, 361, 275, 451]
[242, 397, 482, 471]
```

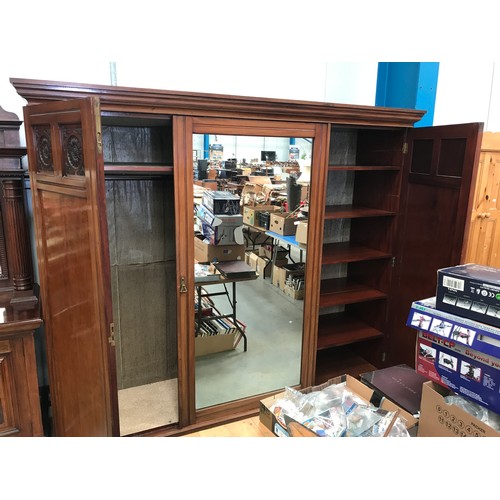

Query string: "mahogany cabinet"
[10, 78, 482, 436]
[0, 298, 43, 436]
[0, 105, 43, 436]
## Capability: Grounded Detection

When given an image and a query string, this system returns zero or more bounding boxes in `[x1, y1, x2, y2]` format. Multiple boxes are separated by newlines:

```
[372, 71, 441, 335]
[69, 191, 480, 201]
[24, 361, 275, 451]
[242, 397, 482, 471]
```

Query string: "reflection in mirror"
[193, 133, 312, 409]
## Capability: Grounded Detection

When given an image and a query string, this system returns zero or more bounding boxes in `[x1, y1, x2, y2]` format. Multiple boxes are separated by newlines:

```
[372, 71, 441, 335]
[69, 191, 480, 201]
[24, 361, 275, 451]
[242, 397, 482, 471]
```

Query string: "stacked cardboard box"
[406, 263, 500, 436]
[194, 190, 246, 263]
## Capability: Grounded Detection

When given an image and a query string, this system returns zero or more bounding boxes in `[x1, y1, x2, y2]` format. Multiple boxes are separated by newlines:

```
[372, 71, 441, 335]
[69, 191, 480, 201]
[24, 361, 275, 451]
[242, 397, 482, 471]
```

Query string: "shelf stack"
[317, 128, 402, 353]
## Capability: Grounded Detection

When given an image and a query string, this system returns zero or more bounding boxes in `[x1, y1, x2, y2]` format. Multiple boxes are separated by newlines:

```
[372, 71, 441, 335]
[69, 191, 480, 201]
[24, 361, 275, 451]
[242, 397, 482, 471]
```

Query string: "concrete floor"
[195, 275, 304, 408]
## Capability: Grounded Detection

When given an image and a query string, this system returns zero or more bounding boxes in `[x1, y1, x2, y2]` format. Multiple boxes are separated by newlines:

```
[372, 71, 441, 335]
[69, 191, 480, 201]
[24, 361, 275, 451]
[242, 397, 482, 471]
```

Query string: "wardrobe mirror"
[193, 133, 312, 409]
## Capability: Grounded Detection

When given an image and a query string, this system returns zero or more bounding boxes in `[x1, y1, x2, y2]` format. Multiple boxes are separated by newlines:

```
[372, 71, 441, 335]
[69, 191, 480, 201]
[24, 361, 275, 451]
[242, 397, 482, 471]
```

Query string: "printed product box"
[418, 381, 500, 437]
[202, 190, 240, 215]
[259, 374, 418, 437]
[197, 204, 243, 229]
[407, 297, 500, 414]
[269, 212, 297, 236]
[436, 263, 500, 328]
[194, 234, 245, 263]
[201, 221, 244, 246]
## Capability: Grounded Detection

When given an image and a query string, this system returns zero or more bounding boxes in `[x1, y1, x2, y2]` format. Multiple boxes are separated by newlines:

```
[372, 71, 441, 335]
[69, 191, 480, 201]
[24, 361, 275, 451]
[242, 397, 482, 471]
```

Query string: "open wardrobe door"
[389, 122, 483, 368]
[23, 97, 119, 436]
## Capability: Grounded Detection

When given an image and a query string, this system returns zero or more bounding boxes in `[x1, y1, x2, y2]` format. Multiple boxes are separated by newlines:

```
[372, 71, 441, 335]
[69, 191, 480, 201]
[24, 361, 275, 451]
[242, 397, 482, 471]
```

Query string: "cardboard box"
[194, 235, 245, 263]
[243, 205, 279, 226]
[195, 332, 238, 357]
[256, 256, 272, 278]
[247, 250, 260, 271]
[272, 263, 306, 291]
[269, 212, 297, 236]
[407, 297, 500, 414]
[283, 283, 304, 300]
[259, 374, 418, 437]
[263, 244, 288, 260]
[418, 381, 500, 437]
[436, 263, 500, 328]
[202, 190, 240, 215]
[295, 221, 308, 245]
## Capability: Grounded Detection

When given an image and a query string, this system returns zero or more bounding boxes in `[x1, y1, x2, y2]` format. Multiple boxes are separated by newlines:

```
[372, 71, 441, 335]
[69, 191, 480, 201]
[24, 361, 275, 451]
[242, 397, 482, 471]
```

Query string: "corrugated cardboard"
[194, 235, 245, 263]
[269, 212, 297, 236]
[259, 374, 418, 437]
[243, 205, 279, 226]
[272, 263, 305, 291]
[195, 332, 237, 357]
[418, 381, 500, 437]
[295, 221, 308, 244]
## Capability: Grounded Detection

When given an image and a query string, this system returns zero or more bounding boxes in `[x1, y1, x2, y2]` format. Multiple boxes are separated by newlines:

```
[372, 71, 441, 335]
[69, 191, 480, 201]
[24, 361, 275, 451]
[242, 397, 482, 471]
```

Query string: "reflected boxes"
[269, 212, 296, 236]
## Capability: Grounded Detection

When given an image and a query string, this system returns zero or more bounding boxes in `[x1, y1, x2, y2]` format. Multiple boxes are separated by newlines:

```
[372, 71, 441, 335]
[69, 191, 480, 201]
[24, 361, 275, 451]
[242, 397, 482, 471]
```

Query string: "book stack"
[195, 294, 245, 339]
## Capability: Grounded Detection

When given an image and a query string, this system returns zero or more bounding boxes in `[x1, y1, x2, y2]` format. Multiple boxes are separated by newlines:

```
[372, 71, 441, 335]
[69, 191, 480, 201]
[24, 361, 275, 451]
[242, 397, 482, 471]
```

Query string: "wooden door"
[463, 132, 500, 266]
[388, 122, 483, 368]
[23, 97, 118, 436]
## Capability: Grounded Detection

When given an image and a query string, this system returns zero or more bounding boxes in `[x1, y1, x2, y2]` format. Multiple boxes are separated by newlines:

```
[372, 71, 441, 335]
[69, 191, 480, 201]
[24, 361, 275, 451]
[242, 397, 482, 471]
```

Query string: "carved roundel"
[33, 126, 54, 173]
[62, 126, 84, 176]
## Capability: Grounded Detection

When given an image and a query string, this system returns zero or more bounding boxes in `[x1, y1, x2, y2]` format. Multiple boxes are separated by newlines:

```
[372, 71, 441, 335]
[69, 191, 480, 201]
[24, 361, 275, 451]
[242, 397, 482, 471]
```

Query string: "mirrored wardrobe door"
[191, 127, 314, 410]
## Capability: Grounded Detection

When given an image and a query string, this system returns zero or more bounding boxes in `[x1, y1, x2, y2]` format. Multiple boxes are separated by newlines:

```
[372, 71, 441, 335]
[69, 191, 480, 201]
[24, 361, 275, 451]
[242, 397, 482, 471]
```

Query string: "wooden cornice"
[10, 77, 426, 128]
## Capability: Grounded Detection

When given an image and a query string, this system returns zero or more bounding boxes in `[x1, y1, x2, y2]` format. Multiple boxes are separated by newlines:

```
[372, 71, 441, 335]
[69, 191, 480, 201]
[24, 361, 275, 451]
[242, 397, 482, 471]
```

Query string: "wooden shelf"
[324, 205, 396, 219]
[319, 278, 387, 308]
[328, 165, 400, 171]
[315, 346, 378, 385]
[104, 165, 174, 174]
[317, 313, 384, 350]
[322, 242, 391, 265]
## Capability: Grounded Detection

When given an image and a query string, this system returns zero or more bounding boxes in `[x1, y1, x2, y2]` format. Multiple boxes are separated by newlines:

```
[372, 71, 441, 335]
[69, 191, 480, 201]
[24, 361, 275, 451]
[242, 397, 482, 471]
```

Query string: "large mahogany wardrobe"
[10, 78, 482, 436]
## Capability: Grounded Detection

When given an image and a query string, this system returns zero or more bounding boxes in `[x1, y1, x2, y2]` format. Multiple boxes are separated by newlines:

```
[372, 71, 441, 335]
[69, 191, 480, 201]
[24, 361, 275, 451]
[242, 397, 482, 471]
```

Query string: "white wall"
[2, 60, 500, 134]
[433, 62, 500, 130]
[2, 2, 500, 132]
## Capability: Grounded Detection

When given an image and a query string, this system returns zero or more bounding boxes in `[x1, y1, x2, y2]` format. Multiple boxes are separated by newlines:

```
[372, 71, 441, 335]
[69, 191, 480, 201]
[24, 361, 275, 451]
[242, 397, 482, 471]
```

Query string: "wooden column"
[1, 178, 33, 291]
[0, 105, 36, 305]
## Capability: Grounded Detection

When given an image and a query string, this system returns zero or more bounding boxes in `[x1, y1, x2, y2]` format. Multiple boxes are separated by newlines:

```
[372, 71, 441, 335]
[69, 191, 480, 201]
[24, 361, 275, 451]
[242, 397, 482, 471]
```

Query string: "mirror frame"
[174, 116, 330, 427]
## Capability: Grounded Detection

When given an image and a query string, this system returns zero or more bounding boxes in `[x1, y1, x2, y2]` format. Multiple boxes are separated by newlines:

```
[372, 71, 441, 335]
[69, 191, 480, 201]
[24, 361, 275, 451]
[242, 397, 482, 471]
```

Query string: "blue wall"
[376, 62, 439, 127]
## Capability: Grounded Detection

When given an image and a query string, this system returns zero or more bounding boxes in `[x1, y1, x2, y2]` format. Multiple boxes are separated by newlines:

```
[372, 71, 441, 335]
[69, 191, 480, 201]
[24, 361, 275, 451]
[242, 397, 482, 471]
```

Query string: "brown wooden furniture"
[0, 105, 42, 436]
[0, 296, 43, 436]
[10, 78, 482, 436]
[463, 132, 500, 266]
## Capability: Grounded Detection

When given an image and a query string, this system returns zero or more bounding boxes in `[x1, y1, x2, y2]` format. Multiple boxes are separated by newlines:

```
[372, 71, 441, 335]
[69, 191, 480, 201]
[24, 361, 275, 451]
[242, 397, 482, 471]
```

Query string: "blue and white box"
[407, 297, 500, 415]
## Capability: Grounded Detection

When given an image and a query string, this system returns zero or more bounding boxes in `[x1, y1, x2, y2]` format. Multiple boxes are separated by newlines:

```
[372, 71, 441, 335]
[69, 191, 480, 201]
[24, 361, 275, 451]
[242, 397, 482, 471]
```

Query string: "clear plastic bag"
[444, 394, 488, 421]
[269, 381, 410, 437]
[444, 394, 500, 431]
[301, 407, 347, 437]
